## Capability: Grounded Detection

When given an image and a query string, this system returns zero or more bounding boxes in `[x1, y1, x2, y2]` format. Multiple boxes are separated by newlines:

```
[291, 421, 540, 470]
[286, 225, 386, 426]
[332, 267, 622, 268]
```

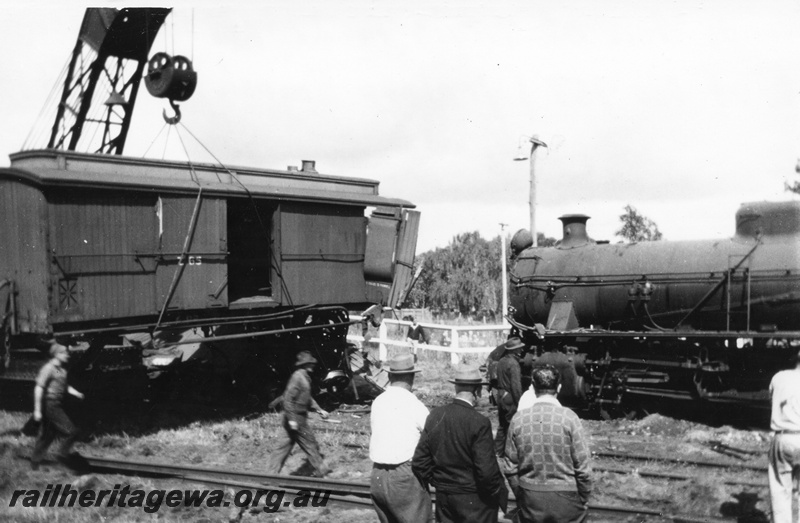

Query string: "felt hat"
[386, 354, 421, 374]
[295, 350, 318, 367]
[504, 337, 525, 352]
[448, 365, 489, 385]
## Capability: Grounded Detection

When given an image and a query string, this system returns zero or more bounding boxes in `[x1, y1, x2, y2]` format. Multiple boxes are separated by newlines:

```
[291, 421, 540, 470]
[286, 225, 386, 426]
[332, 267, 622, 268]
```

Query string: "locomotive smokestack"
[558, 214, 593, 248]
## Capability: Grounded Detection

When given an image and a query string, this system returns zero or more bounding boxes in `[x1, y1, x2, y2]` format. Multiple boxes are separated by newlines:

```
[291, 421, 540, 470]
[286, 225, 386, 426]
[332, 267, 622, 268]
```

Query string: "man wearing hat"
[494, 337, 525, 456]
[369, 354, 432, 523]
[265, 350, 330, 476]
[413, 365, 509, 523]
[31, 340, 85, 470]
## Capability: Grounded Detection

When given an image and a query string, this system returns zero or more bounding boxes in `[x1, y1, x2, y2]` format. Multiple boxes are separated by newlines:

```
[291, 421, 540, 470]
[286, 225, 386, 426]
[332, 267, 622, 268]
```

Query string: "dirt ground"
[0, 355, 776, 522]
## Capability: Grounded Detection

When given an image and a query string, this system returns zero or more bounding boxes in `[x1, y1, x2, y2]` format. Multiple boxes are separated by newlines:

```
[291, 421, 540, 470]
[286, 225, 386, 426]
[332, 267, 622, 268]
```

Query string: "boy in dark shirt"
[31, 341, 85, 470]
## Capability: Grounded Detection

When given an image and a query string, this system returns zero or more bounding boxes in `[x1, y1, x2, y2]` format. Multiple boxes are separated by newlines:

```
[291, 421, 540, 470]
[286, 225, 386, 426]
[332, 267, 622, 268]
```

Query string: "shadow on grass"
[0, 363, 383, 443]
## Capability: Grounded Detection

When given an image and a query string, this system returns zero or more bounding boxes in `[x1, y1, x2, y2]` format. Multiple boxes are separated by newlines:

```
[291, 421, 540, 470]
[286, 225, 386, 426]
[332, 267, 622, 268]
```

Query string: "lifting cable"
[178, 122, 296, 308]
[153, 186, 203, 332]
[152, 126, 203, 332]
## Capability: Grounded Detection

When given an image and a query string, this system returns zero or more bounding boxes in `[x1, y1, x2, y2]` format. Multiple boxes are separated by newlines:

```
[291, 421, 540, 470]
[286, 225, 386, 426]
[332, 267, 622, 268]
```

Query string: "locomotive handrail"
[674, 239, 761, 330]
[511, 269, 793, 286]
[539, 329, 800, 339]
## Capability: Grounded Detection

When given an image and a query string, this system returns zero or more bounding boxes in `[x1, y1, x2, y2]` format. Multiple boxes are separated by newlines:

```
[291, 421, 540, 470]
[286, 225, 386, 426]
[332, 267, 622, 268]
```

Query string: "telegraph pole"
[514, 135, 548, 246]
[500, 223, 508, 324]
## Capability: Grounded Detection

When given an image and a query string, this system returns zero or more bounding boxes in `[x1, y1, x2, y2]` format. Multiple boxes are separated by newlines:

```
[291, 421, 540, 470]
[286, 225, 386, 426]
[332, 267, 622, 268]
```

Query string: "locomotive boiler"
[508, 201, 800, 414]
[0, 8, 418, 404]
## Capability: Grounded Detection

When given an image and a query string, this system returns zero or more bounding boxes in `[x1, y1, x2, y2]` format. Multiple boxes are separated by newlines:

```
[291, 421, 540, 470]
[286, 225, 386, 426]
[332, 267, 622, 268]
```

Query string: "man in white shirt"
[369, 354, 432, 522]
[768, 351, 800, 522]
[517, 384, 537, 412]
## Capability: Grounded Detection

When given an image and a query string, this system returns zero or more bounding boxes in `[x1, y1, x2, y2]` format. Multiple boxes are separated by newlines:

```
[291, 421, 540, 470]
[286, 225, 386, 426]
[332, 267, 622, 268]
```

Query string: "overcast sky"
[2, 1, 799, 252]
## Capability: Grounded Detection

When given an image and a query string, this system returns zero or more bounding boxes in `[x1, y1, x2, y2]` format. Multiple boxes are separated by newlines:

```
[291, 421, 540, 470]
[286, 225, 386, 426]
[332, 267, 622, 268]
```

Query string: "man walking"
[494, 337, 524, 456]
[768, 350, 800, 522]
[369, 354, 432, 522]
[265, 350, 330, 477]
[31, 340, 85, 470]
[504, 364, 592, 523]
[413, 365, 508, 523]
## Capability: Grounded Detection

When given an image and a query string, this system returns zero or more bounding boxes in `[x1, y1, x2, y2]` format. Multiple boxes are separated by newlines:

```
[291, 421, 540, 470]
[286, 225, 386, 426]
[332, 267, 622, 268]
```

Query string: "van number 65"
[177, 256, 202, 266]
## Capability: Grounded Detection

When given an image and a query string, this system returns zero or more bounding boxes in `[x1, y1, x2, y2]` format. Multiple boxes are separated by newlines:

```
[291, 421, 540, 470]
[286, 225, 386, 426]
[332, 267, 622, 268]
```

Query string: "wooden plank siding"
[155, 195, 227, 311]
[279, 203, 368, 306]
[0, 180, 50, 333]
[47, 189, 160, 322]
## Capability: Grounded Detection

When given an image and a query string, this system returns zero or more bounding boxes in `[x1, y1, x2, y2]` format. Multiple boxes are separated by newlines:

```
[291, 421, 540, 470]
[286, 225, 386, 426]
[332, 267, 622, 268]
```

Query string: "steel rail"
[593, 464, 766, 488]
[84, 455, 735, 520]
[86, 455, 371, 495]
[594, 449, 766, 472]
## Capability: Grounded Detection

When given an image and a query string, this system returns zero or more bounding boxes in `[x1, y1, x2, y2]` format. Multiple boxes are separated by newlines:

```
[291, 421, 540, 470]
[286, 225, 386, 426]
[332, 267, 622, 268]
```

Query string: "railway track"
[83, 454, 735, 521]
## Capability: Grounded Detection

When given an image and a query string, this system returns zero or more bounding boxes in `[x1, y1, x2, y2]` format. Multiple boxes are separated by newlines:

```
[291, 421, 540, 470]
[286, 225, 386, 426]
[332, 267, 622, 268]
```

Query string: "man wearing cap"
[536, 344, 582, 408]
[768, 350, 800, 522]
[494, 337, 524, 456]
[265, 350, 330, 476]
[413, 365, 509, 523]
[369, 354, 432, 523]
[31, 340, 85, 470]
[504, 364, 592, 523]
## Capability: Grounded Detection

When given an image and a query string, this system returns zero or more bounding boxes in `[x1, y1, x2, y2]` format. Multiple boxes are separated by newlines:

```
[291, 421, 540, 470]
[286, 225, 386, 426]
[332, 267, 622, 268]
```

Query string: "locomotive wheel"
[599, 402, 640, 421]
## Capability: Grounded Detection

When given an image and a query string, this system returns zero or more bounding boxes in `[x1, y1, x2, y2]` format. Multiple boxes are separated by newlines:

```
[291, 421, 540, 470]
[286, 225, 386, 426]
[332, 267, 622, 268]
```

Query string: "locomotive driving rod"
[157, 318, 366, 348]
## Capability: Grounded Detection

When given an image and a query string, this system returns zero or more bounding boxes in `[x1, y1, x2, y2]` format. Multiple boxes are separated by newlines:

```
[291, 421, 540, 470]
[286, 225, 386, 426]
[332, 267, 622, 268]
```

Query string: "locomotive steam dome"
[735, 200, 800, 239]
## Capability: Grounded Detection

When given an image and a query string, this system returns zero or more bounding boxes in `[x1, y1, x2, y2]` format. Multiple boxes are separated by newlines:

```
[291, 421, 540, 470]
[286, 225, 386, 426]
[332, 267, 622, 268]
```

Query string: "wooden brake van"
[0, 149, 418, 391]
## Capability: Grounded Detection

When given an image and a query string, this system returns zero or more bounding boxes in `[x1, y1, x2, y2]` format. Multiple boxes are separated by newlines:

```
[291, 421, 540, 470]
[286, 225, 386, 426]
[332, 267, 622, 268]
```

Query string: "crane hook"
[162, 99, 182, 125]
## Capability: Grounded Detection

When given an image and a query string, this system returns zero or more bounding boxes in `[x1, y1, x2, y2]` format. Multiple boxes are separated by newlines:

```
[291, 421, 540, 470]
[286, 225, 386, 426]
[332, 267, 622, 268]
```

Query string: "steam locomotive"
[508, 200, 800, 414]
[0, 8, 418, 403]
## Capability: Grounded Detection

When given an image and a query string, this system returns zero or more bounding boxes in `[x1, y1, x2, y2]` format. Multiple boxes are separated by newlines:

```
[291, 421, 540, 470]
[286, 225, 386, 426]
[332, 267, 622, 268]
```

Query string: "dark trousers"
[371, 461, 432, 523]
[265, 416, 329, 476]
[436, 491, 498, 523]
[516, 489, 588, 523]
[31, 401, 79, 465]
[494, 390, 517, 456]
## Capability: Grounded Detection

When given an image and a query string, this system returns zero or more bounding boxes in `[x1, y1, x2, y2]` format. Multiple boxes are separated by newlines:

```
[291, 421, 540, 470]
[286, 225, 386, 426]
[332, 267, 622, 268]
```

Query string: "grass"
[0, 358, 777, 522]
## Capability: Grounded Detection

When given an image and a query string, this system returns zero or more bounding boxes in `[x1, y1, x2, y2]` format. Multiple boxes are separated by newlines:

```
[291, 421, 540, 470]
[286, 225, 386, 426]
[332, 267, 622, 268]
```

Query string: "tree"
[786, 162, 800, 194]
[405, 229, 558, 316]
[615, 205, 663, 242]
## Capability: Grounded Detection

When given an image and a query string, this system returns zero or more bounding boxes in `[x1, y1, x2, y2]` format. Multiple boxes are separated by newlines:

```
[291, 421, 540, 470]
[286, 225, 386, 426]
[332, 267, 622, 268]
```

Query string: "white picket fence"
[348, 315, 510, 365]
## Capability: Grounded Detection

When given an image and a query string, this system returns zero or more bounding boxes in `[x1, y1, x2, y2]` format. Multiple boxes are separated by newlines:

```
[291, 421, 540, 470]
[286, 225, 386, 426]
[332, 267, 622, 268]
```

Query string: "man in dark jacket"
[265, 351, 330, 476]
[494, 337, 524, 456]
[413, 365, 508, 523]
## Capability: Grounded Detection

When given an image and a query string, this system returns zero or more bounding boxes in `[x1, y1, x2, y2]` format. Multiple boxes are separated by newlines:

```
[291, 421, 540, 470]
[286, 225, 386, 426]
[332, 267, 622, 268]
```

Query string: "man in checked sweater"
[504, 364, 592, 523]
